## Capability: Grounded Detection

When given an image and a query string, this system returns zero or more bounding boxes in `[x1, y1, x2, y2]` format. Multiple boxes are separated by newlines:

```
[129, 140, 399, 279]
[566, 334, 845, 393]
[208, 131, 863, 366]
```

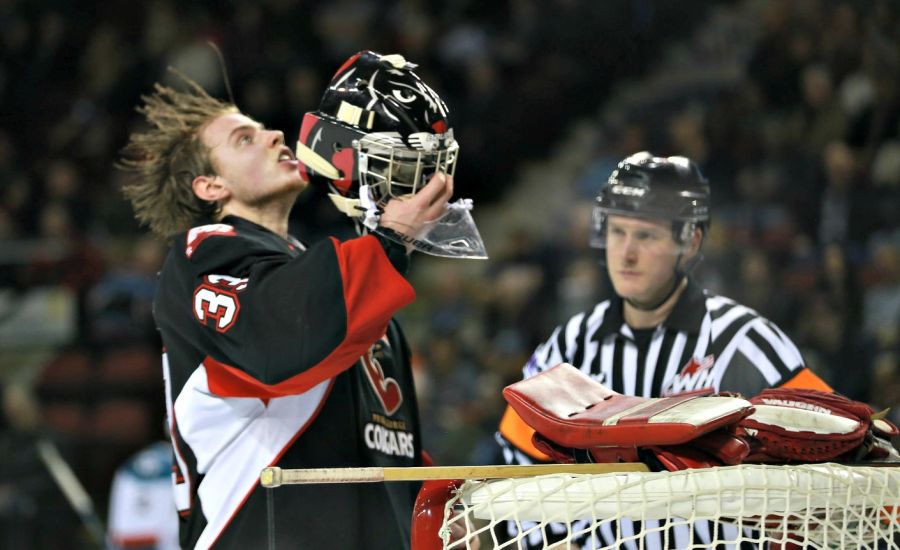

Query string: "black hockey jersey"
[154, 216, 423, 549]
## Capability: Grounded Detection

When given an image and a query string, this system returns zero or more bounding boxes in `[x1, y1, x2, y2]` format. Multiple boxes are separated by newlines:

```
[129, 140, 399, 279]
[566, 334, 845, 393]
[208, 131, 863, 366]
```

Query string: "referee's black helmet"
[590, 151, 710, 248]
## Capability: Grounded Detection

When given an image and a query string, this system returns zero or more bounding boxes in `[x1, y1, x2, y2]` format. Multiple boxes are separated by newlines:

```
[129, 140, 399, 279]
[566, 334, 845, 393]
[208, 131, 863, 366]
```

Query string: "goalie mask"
[296, 50, 486, 259]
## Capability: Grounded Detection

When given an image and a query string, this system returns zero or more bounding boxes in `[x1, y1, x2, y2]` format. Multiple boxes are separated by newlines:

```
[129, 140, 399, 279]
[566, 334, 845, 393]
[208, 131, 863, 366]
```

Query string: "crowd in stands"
[409, 0, 900, 466]
[0, 0, 898, 547]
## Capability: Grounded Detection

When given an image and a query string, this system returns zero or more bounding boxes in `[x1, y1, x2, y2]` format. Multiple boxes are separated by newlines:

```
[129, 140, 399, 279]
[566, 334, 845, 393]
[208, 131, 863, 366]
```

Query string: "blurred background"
[1, 0, 898, 547]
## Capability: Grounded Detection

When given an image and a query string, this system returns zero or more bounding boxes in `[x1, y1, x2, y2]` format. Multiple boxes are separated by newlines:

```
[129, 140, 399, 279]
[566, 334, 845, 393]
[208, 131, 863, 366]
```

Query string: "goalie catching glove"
[738, 387, 900, 463]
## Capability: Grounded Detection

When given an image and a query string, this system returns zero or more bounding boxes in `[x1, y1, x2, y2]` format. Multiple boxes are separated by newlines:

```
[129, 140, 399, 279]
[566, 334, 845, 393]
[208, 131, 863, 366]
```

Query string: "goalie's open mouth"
[277, 146, 296, 164]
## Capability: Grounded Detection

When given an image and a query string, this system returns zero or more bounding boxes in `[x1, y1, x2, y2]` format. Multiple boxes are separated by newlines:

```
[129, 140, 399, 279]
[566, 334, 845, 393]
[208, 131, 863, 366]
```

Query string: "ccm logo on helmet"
[193, 275, 248, 332]
[610, 184, 646, 197]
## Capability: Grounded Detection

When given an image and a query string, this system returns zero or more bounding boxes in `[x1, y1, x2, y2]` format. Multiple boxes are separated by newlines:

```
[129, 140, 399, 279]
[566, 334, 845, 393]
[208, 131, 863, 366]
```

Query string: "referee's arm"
[717, 318, 832, 396]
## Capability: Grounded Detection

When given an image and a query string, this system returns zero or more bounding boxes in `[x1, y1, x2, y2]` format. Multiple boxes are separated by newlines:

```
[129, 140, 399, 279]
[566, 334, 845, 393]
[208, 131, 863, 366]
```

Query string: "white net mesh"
[439, 463, 900, 549]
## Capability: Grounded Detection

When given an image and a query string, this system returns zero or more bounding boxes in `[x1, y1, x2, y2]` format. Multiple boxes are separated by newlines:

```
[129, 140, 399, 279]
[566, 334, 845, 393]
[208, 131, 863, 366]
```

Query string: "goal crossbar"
[259, 463, 650, 488]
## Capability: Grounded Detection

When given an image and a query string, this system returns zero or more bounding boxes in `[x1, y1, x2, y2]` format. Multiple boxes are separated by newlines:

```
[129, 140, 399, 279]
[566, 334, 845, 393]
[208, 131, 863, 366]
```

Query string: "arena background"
[0, 0, 898, 547]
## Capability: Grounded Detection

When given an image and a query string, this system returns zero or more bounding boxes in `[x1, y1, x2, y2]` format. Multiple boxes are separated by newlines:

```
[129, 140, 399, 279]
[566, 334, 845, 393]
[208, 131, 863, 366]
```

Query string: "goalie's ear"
[192, 174, 230, 203]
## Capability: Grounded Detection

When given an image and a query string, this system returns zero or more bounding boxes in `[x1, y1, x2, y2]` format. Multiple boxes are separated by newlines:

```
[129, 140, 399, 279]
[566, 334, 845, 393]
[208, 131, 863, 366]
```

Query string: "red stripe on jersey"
[110, 535, 159, 548]
[205, 235, 415, 398]
[185, 224, 236, 258]
[205, 356, 280, 397]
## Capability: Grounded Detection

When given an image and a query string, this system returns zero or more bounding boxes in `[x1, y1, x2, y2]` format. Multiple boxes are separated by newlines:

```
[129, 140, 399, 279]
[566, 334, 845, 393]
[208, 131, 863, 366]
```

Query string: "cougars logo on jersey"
[359, 335, 415, 458]
[361, 336, 403, 416]
[662, 354, 715, 396]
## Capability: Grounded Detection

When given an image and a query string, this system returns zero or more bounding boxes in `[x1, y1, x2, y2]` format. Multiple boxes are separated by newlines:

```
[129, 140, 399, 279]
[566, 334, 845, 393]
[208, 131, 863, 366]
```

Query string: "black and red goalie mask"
[295, 51, 485, 259]
[297, 51, 458, 206]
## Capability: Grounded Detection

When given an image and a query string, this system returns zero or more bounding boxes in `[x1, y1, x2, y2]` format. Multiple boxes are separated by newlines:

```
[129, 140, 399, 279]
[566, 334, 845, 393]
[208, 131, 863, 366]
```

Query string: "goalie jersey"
[155, 216, 423, 549]
[497, 278, 831, 549]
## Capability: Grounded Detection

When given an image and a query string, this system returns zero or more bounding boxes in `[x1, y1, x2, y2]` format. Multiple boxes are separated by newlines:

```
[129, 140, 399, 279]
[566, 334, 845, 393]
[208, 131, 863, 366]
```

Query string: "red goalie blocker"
[502, 363, 754, 448]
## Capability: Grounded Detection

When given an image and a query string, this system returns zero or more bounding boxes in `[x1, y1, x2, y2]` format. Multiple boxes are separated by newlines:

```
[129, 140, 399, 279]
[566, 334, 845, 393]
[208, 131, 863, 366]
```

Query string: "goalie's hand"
[379, 172, 453, 253]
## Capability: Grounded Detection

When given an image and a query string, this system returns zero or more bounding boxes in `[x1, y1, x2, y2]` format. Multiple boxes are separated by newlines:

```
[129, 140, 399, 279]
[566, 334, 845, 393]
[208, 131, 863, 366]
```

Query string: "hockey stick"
[35, 438, 106, 548]
[260, 463, 650, 488]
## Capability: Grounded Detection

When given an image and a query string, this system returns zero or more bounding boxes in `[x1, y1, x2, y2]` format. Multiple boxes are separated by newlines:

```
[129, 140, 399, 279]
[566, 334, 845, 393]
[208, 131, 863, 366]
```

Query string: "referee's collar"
[664, 278, 707, 334]
[603, 278, 707, 336]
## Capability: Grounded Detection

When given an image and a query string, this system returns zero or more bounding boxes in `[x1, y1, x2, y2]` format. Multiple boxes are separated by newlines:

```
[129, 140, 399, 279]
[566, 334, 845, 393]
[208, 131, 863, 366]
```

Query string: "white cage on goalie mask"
[356, 130, 459, 204]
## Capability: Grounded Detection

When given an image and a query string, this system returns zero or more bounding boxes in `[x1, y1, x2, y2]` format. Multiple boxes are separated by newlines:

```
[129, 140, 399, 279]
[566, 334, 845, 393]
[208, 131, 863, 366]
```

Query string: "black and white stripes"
[523, 284, 804, 399]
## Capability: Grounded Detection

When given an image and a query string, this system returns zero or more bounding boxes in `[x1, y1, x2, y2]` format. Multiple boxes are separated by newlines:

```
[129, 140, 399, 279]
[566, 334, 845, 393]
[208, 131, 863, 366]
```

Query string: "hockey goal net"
[259, 462, 900, 549]
[432, 462, 900, 549]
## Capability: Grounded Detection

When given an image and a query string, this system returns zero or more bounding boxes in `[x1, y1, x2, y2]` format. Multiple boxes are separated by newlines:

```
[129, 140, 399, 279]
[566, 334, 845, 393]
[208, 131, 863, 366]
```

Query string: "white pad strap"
[745, 404, 861, 435]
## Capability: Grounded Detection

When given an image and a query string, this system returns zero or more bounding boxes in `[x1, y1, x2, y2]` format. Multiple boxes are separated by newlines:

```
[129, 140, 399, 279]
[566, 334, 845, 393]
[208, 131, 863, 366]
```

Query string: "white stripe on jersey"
[736, 331, 781, 385]
[565, 311, 587, 363]
[521, 294, 802, 399]
[174, 365, 331, 549]
[163, 353, 192, 512]
[619, 519, 639, 550]
[643, 519, 663, 549]
[756, 319, 804, 370]
[712, 321, 757, 387]
[710, 302, 753, 341]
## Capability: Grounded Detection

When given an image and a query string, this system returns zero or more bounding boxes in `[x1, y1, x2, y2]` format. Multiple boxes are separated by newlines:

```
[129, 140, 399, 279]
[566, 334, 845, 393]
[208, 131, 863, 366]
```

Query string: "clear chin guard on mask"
[344, 131, 487, 259]
[374, 197, 488, 259]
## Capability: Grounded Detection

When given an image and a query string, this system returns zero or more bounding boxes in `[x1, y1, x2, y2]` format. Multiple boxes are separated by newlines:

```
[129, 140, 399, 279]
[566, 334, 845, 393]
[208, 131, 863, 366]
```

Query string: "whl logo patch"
[663, 355, 715, 396]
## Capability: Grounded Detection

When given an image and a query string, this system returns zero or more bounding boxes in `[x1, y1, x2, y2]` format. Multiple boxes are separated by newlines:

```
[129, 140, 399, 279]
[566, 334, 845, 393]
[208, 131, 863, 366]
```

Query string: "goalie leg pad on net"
[503, 363, 754, 448]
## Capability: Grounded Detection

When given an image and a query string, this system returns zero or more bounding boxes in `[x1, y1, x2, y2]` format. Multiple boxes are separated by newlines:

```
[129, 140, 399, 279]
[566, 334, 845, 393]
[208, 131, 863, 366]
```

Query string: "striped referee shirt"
[496, 278, 830, 549]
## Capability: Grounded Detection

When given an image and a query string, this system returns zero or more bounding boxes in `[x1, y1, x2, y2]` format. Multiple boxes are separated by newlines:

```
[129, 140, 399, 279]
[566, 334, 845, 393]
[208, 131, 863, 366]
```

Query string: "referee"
[495, 152, 832, 549]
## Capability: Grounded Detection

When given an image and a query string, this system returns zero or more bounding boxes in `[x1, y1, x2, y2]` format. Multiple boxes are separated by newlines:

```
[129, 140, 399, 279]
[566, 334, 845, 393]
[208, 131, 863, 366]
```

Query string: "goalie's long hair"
[118, 71, 237, 239]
